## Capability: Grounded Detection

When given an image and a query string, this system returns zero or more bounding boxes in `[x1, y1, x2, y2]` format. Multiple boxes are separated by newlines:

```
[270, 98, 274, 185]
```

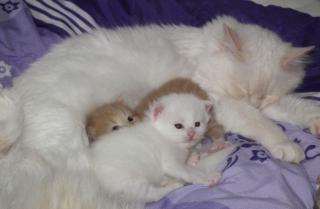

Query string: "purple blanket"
[1, 0, 320, 208]
[147, 119, 320, 209]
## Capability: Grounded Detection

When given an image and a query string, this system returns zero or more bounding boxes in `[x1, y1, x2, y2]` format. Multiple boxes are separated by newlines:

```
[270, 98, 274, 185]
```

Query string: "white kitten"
[91, 93, 217, 203]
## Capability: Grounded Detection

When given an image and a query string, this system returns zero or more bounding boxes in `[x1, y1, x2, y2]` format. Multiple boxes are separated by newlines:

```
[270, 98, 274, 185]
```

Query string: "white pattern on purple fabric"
[0, 60, 11, 78]
[0, 0, 21, 21]
[0, 0, 19, 14]
[25, 0, 97, 36]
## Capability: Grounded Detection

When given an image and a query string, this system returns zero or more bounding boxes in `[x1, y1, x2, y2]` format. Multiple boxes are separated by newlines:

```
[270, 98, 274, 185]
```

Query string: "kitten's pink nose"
[187, 128, 195, 140]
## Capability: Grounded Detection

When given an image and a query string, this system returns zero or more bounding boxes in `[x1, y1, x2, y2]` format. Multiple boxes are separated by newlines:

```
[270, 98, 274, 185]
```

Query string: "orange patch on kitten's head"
[86, 101, 140, 142]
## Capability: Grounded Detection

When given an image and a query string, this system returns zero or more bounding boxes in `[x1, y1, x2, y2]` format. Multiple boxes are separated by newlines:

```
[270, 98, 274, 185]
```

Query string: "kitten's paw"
[208, 173, 221, 187]
[207, 141, 233, 153]
[309, 117, 320, 137]
[187, 152, 200, 166]
[168, 182, 184, 190]
[270, 142, 304, 163]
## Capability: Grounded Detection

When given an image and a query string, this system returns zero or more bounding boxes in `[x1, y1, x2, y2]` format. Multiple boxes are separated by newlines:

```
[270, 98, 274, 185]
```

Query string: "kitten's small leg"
[102, 176, 182, 203]
[125, 179, 183, 202]
[145, 182, 183, 202]
[197, 145, 235, 173]
[208, 173, 222, 187]
[162, 161, 212, 185]
[309, 117, 320, 137]
[187, 151, 200, 166]
[213, 96, 304, 163]
[159, 175, 182, 186]
[207, 140, 232, 153]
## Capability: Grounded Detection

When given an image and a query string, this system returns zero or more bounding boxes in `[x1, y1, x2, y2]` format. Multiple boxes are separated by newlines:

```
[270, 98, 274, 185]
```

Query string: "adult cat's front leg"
[213, 96, 304, 163]
[262, 94, 320, 137]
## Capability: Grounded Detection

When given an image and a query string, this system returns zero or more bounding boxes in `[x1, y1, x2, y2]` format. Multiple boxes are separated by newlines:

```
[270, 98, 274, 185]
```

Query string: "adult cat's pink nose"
[187, 128, 195, 139]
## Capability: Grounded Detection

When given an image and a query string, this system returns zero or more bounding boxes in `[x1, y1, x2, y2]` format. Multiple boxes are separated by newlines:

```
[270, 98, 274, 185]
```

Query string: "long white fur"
[263, 95, 320, 133]
[92, 94, 220, 203]
[0, 90, 23, 157]
[0, 15, 318, 208]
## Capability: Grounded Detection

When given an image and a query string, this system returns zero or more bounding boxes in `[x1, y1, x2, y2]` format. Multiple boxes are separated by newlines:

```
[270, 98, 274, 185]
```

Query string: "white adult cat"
[180, 17, 316, 162]
[10, 16, 315, 164]
[0, 15, 319, 209]
[92, 93, 224, 203]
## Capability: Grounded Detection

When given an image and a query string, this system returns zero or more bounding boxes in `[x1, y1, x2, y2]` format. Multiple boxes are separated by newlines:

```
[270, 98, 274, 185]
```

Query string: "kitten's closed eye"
[128, 116, 134, 122]
[195, 122, 200, 127]
[174, 123, 184, 129]
[112, 126, 119, 131]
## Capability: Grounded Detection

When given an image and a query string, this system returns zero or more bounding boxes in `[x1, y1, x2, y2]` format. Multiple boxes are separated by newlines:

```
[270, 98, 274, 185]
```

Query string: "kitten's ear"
[86, 126, 96, 141]
[115, 95, 124, 103]
[151, 103, 164, 121]
[281, 46, 314, 68]
[222, 24, 244, 60]
[204, 101, 213, 113]
[261, 95, 279, 109]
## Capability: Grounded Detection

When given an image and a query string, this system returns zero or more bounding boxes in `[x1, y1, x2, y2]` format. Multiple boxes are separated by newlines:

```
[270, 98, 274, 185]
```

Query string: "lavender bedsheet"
[1, 0, 320, 208]
[147, 117, 320, 209]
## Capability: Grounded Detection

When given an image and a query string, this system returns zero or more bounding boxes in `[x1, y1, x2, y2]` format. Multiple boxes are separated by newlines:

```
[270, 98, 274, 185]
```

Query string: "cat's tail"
[0, 150, 144, 209]
[0, 89, 23, 156]
[40, 168, 145, 209]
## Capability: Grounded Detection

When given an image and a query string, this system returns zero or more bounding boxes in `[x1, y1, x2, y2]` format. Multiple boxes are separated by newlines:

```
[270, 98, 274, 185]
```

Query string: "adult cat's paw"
[270, 142, 304, 163]
[309, 117, 320, 137]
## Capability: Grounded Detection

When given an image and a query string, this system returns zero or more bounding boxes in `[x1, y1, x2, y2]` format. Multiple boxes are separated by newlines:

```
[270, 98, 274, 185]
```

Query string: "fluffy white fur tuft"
[0, 90, 23, 157]
[92, 93, 219, 203]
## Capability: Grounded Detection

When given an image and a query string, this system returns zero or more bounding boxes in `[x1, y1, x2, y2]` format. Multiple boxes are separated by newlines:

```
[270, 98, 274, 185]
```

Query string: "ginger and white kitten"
[135, 77, 224, 140]
[87, 78, 226, 169]
[87, 78, 224, 142]
[91, 94, 220, 203]
[86, 99, 140, 142]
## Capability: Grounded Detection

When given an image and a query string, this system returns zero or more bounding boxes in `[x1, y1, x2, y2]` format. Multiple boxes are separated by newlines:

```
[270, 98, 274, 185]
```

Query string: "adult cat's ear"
[151, 103, 164, 121]
[222, 24, 244, 61]
[204, 101, 213, 113]
[281, 46, 314, 68]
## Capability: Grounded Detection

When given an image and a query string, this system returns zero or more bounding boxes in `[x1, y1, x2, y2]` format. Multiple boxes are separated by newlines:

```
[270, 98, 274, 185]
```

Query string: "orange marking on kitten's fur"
[135, 77, 224, 140]
[86, 100, 140, 142]
[86, 78, 224, 143]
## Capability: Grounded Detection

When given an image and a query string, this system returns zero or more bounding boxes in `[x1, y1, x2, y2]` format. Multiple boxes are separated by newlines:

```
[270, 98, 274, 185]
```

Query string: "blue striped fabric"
[25, 0, 97, 37]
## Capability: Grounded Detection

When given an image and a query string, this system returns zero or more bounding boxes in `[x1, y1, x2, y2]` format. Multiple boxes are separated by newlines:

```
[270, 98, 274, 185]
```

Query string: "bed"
[1, 0, 320, 208]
